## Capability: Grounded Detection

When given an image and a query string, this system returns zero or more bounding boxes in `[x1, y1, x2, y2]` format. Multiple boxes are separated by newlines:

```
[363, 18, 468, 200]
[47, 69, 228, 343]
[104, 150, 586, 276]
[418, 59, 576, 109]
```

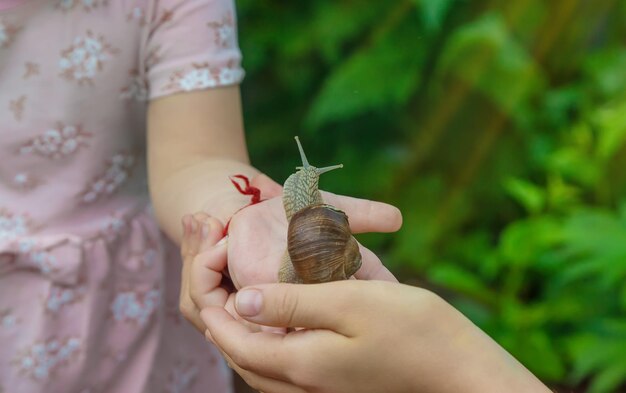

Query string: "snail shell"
[287, 203, 362, 284]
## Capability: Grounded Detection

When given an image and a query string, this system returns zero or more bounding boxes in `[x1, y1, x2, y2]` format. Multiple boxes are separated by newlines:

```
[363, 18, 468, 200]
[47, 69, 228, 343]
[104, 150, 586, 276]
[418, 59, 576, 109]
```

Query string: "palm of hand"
[227, 197, 288, 288]
[225, 190, 402, 289]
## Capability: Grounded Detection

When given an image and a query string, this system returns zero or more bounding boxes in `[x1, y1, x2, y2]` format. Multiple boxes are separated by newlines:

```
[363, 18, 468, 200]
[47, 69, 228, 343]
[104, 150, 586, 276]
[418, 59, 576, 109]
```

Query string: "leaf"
[584, 48, 626, 99]
[500, 329, 566, 381]
[503, 177, 546, 214]
[437, 13, 544, 114]
[499, 216, 562, 267]
[427, 263, 493, 302]
[566, 326, 626, 392]
[311, 1, 389, 63]
[561, 209, 626, 262]
[589, 360, 626, 393]
[546, 174, 583, 210]
[621, 285, 626, 312]
[548, 146, 599, 187]
[543, 86, 585, 129]
[593, 99, 626, 161]
[554, 209, 626, 288]
[306, 18, 423, 129]
[411, 0, 454, 33]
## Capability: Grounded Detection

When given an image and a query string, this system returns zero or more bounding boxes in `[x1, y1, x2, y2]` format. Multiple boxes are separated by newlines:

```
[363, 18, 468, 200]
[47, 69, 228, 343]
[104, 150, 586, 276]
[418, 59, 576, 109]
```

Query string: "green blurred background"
[235, 1, 626, 392]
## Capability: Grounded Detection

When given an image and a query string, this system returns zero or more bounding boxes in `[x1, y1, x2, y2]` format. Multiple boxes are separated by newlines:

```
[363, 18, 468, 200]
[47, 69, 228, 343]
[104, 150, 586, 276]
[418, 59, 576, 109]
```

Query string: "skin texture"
[201, 281, 553, 393]
[147, 86, 403, 332]
[183, 218, 552, 393]
[179, 206, 400, 333]
[163, 90, 548, 392]
[148, 87, 258, 241]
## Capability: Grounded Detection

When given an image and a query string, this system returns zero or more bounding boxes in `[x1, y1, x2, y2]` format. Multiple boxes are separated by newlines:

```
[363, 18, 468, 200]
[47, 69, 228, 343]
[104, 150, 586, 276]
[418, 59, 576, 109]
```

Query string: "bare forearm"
[413, 295, 552, 393]
[445, 331, 551, 393]
[147, 87, 255, 245]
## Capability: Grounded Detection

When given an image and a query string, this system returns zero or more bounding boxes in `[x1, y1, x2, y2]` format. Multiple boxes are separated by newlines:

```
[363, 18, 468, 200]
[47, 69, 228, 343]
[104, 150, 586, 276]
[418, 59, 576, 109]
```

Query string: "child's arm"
[147, 85, 263, 244]
[147, 85, 402, 332]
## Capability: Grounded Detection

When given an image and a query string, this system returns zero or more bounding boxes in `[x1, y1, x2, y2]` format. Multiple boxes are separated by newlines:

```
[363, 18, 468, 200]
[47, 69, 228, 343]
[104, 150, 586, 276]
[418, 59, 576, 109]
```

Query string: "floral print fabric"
[0, 0, 243, 391]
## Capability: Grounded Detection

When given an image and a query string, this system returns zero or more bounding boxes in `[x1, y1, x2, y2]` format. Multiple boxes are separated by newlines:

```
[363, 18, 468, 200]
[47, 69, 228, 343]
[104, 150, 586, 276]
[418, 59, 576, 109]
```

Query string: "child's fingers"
[321, 192, 403, 234]
[190, 240, 229, 309]
[192, 213, 224, 252]
[180, 214, 199, 259]
[181, 213, 224, 260]
[354, 242, 398, 282]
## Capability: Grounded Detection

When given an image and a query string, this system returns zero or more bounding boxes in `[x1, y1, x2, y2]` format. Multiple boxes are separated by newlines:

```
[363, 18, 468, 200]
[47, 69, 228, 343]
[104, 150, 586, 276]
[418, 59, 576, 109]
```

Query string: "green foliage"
[237, 0, 626, 391]
[437, 12, 544, 115]
[306, 20, 423, 130]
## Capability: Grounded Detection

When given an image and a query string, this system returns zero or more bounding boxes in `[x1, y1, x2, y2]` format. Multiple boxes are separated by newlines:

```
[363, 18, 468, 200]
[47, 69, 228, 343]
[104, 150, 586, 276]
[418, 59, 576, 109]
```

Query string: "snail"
[278, 137, 362, 284]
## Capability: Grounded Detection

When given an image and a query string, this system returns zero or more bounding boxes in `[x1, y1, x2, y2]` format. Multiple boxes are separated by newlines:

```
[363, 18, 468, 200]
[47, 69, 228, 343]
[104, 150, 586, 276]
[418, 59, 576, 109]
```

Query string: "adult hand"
[201, 281, 552, 393]
[226, 174, 402, 288]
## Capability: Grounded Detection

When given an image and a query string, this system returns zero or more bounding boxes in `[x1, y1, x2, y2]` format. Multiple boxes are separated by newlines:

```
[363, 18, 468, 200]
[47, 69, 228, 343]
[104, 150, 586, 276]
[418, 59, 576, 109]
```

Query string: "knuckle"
[275, 288, 299, 326]
[418, 288, 444, 311]
[178, 300, 195, 320]
[189, 288, 201, 307]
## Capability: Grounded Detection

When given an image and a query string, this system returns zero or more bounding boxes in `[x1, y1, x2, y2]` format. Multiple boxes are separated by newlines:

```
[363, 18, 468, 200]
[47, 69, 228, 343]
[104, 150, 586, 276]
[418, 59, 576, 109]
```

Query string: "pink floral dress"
[0, 0, 244, 392]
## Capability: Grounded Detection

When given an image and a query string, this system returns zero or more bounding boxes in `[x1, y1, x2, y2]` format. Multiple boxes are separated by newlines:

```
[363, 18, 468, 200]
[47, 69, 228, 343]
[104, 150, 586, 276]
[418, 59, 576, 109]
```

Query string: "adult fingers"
[224, 292, 274, 334]
[233, 283, 358, 335]
[201, 307, 292, 380]
[354, 242, 398, 282]
[219, 348, 307, 393]
[183, 307, 206, 333]
[321, 192, 402, 234]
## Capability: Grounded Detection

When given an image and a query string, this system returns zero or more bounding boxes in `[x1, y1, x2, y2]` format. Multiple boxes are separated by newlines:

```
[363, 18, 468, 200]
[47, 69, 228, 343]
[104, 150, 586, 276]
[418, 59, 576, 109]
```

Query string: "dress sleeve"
[141, 0, 245, 100]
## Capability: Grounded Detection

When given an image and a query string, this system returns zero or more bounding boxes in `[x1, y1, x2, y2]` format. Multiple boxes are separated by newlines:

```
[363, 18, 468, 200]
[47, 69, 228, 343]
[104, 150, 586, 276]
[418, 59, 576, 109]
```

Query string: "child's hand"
[179, 212, 284, 335]
[201, 281, 552, 393]
[179, 213, 231, 332]
[179, 173, 402, 333]
[226, 192, 402, 289]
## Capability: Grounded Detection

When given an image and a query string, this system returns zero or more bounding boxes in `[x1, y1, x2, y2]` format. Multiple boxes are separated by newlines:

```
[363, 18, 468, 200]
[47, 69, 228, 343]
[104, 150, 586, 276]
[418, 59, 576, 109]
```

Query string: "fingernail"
[236, 289, 262, 317]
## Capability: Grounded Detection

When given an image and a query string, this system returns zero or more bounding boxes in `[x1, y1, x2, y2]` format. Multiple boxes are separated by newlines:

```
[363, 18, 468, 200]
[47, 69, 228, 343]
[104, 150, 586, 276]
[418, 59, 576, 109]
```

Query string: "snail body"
[278, 137, 362, 284]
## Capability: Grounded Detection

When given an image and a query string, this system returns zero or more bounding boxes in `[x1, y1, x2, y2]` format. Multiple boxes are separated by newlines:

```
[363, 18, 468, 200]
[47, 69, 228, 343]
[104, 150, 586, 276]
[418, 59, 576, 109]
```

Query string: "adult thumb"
[234, 283, 353, 332]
